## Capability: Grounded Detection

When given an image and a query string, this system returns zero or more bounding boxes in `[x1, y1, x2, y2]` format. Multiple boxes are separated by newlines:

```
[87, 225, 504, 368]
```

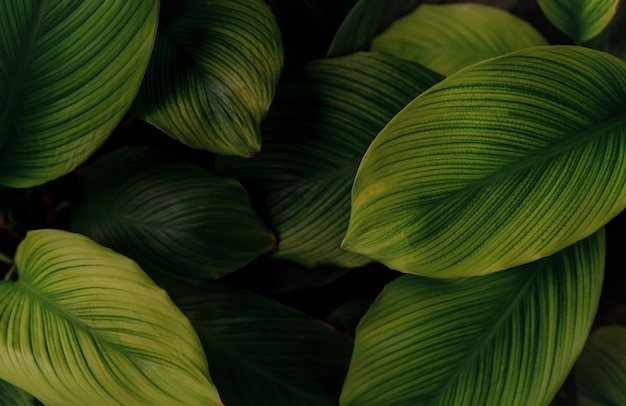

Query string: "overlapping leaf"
[0, 229, 222, 405]
[342, 45, 626, 277]
[370, 3, 547, 76]
[575, 325, 626, 405]
[216, 52, 442, 268]
[172, 282, 353, 406]
[0, 379, 33, 406]
[537, 0, 620, 44]
[340, 230, 605, 405]
[132, 0, 284, 157]
[0, 1, 158, 187]
[70, 146, 275, 287]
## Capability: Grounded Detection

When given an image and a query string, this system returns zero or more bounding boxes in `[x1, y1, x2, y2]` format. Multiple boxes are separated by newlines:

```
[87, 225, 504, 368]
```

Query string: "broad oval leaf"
[370, 3, 547, 76]
[575, 325, 626, 405]
[340, 230, 605, 405]
[0, 379, 33, 406]
[0, 1, 158, 187]
[172, 281, 353, 406]
[537, 0, 620, 44]
[70, 146, 275, 287]
[132, 0, 284, 157]
[216, 52, 442, 268]
[342, 45, 626, 277]
[327, 0, 422, 57]
[0, 229, 222, 405]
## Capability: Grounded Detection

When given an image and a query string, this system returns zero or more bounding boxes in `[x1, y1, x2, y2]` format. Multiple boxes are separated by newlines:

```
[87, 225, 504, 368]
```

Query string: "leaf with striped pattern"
[215, 52, 443, 268]
[342, 45, 626, 278]
[0, 379, 33, 406]
[370, 3, 547, 76]
[0, 0, 158, 188]
[575, 325, 626, 405]
[132, 0, 284, 157]
[537, 0, 620, 44]
[70, 146, 275, 287]
[340, 230, 605, 405]
[0, 229, 222, 405]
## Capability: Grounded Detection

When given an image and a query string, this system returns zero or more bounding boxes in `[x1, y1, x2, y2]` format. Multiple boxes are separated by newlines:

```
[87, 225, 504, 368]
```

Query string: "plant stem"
[0, 251, 13, 265]
[3, 264, 16, 281]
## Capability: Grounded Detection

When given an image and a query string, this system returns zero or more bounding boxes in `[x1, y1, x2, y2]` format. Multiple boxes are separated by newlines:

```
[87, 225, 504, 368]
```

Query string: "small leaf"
[0, 229, 222, 405]
[342, 45, 626, 277]
[537, 0, 621, 44]
[370, 3, 547, 76]
[0, 0, 158, 187]
[70, 146, 275, 287]
[132, 0, 284, 157]
[575, 325, 626, 405]
[340, 230, 605, 405]
[0, 379, 33, 406]
[216, 52, 442, 268]
[172, 282, 353, 406]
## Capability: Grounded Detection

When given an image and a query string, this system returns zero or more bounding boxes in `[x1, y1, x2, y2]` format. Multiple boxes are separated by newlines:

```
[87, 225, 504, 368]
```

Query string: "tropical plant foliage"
[0, 0, 625, 405]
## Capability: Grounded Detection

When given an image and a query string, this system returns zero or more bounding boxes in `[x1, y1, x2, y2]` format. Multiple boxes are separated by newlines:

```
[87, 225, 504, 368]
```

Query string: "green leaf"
[0, 229, 222, 405]
[0, 379, 33, 406]
[0, 1, 158, 188]
[370, 3, 547, 76]
[537, 0, 620, 44]
[172, 282, 353, 406]
[70, 146, 275, 287]
[575, 325, 626, 405]
[327, 0, 422, 57]
[132, 0, 284, 157]
[340, 230, 605, 405]
[342, 45, 626, 277]
[216, 52, 442, 268]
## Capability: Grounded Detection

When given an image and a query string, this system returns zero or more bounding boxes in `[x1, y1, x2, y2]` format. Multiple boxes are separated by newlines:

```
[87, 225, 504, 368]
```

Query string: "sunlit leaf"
[537, 0, 620, 43]
[370, 3, 547, 76]
[70, 146, 275, 287]
[132, 0, 284, 157]
[342, 45, 626, 277]
[0, 229, 222, 405]
[0, 0, 158, 187]
[341, 230, 605, 405]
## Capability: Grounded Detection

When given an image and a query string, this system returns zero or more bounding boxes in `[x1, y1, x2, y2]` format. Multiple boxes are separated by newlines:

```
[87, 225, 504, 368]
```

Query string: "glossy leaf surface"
[172, 282, 353, 406]
[216, 52, 442, 268]
[342, 46, 626, 277]
[71, 146, 275, 287]
[132, 0, 284, 157]
[537, 0, 620, 43]
[0, 229, 221, 405]
[0, 0, 158, 187]
[341, 230, 605, 405]
[371, 3, 547, 75]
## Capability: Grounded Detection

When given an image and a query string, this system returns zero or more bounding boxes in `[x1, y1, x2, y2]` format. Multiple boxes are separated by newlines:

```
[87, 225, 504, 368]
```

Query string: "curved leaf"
[216, 52, 442, 268]
[132, 0, 284, 157]
[340, 230, 605, 405]
[342, 45, 626, 277]
[70, 146, 275, 287]
[575, 325, 626, 405]
[370, 3, 547, 76]
[172, 282, 353, 406]
[0, 379, 33, 406]
[0, 229, 221, 405]
[537, 0, 620, 44]
[327, 0, 422, 57]
[0, 1, 158, 187]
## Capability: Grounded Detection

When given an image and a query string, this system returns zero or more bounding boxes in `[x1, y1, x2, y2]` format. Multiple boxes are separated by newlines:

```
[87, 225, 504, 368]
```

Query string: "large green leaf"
[132, 0, 284, 157]
[370, 3, 547, 76]
[172, 281, 353, 406]
[327, 0, 422, 57]
[537, 0, 620, 44]
[575, 325, 626, 405]
[0, 1, 158, 188]
[0, 379, 33, 406]
[342, 45, 626, 277]
[216, 52, 442, 268]
[0, 229, 221, 405]
[70, 146, 275, 287]
[340, 230, 605, 405]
